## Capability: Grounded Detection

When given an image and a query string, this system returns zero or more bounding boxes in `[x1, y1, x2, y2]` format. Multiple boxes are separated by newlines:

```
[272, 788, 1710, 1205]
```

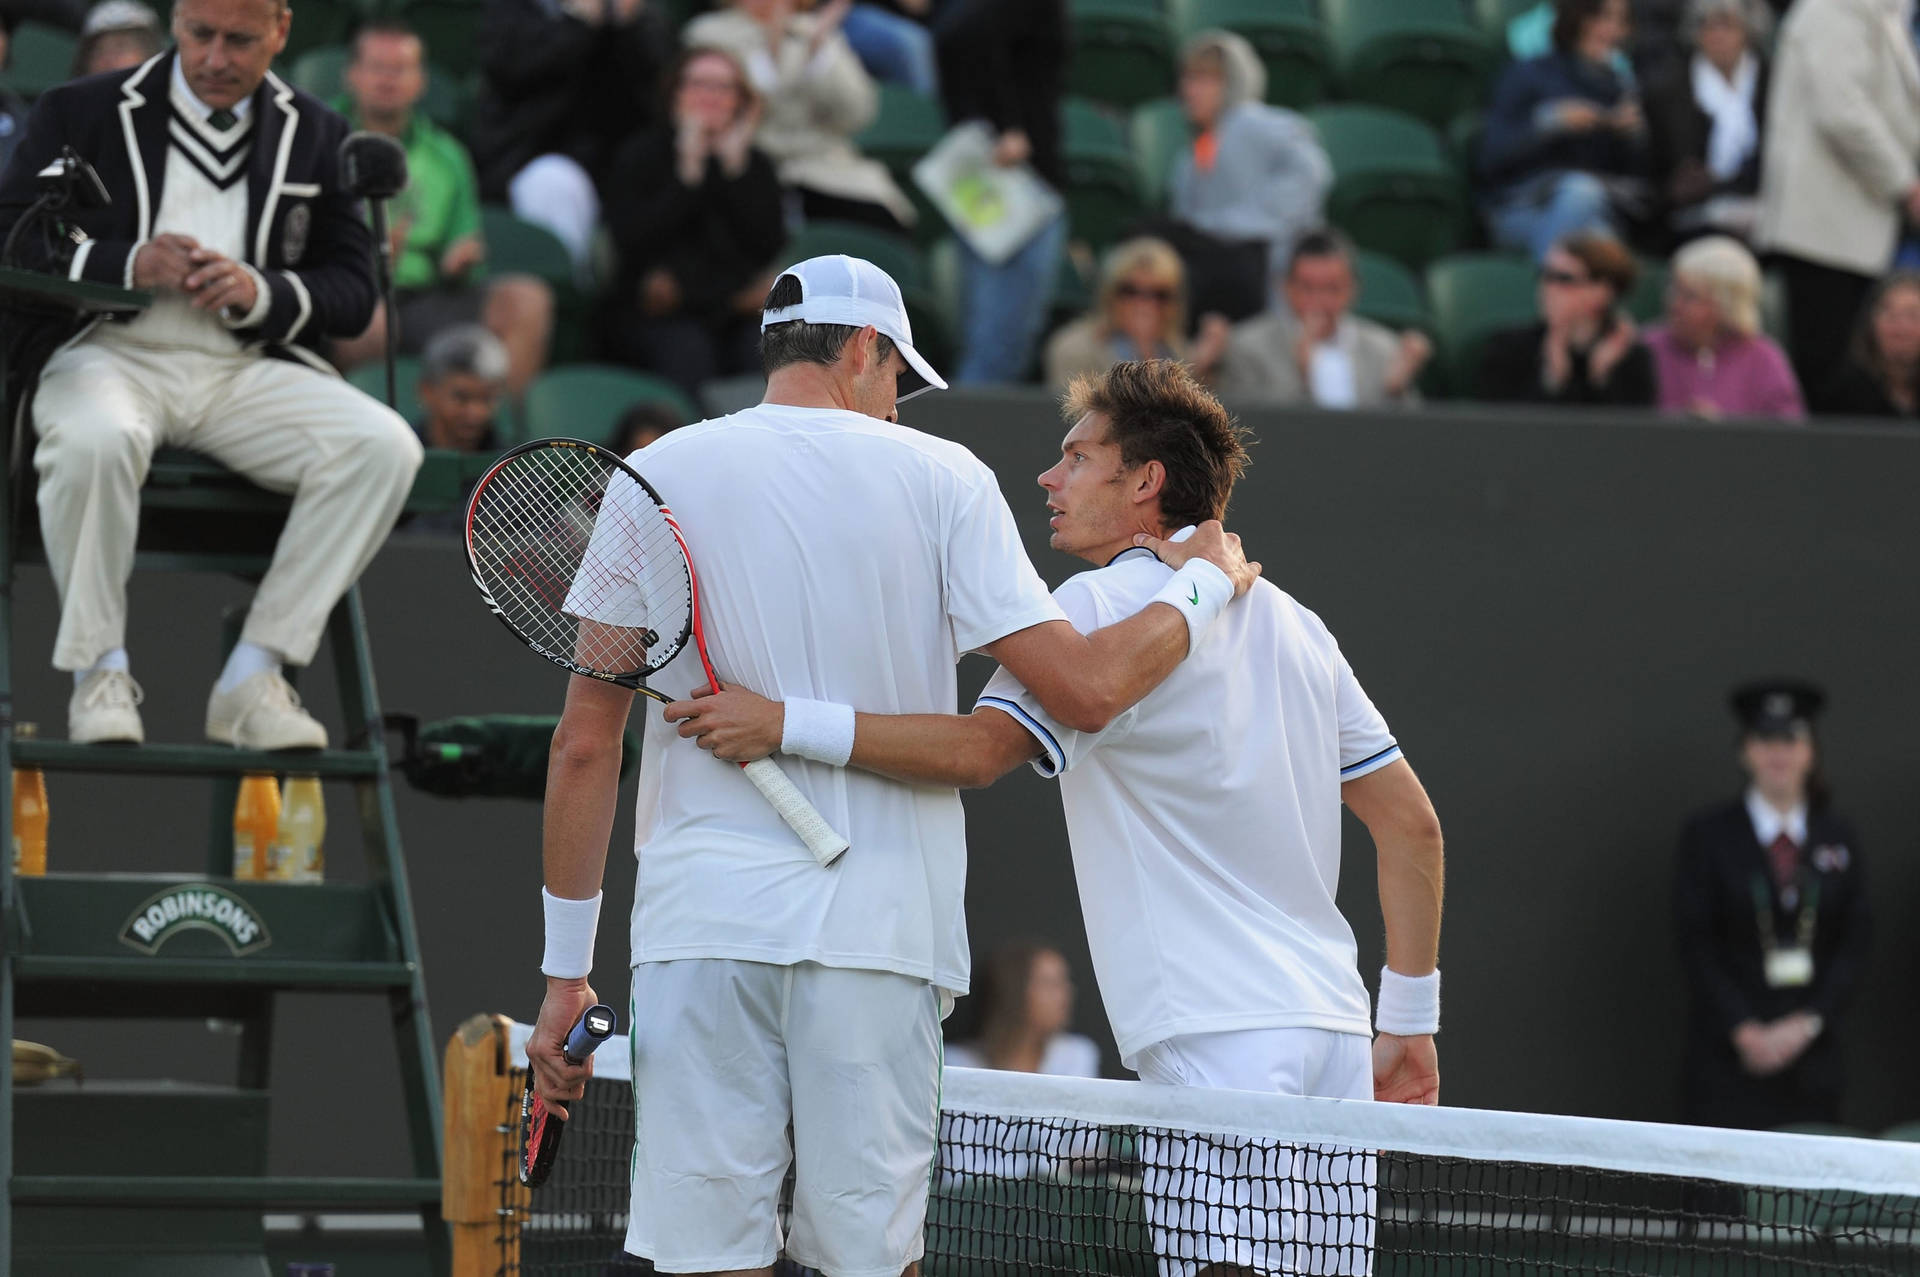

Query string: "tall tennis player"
[529, 262, 1260, 1277]
[672, 359, 1445, 1277]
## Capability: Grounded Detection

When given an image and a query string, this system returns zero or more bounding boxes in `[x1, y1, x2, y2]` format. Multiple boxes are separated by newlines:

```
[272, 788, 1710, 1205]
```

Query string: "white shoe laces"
[76, 669, 144, 710]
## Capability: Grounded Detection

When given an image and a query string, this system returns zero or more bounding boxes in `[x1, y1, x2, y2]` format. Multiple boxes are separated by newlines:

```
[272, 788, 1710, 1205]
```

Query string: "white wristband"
[781, 697, 855, 766]
[1376, 966, 1440, 1036]
[1149, 559, 1234, 653]
[541, 887, 603, 979]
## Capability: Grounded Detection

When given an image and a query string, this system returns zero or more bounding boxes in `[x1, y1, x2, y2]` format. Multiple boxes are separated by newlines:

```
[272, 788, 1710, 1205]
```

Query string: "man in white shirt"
[529, 260, 1258, 1277]
[675, 358, 1444, 1276]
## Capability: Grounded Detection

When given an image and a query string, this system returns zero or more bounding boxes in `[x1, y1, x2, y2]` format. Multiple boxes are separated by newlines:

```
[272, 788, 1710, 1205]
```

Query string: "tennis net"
[444, 1017, 1920, 1276]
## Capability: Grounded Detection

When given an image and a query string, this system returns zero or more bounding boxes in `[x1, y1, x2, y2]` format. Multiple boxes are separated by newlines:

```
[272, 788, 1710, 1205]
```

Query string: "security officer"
[1674, 680, 1871, 1129]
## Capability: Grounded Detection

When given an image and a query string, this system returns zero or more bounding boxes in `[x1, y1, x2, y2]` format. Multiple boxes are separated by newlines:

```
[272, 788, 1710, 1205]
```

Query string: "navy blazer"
[0, 52, 376, 369]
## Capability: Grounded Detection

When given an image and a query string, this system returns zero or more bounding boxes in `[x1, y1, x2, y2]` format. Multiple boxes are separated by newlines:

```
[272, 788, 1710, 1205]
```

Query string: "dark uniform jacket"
[0, 52, 376, 372]
[1674, 797, 1869, 1129]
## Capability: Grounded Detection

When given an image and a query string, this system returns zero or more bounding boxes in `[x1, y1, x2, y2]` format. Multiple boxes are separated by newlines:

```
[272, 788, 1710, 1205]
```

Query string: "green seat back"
[479, 206, 573, 293]
[1881, 1121, 1920, 1142]
[8, 22, 78, 98]
[1624, 256, 1668, 324]
[291, 45, 469, 133]
[1129, 97, 1189, 211]
[857, 83, 947, 178]
[1423, 251, 1536, 394]
[1309, 103, 1465, 268]
[278, 0, 363, 65]
[1325, 0, 1497, 129]
[347, 356, 427, 427]
[1167, 0, 1330, 109]
[1351, 248, 1429, 332]
[1473, 0, 1544, 44]
[522, 365, 701, 444]
[1063, 97, 1145, 249]
[398, 0, 482, 77]
[1068, 0, 1177, 109]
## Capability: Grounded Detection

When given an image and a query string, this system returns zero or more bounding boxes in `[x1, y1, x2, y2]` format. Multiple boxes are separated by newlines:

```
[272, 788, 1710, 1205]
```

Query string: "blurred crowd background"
[8, 0, 1920, 459]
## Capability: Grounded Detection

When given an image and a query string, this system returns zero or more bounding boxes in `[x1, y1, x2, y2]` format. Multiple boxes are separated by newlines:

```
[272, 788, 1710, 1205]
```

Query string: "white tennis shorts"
[623, 958, 943, 1277]
[1132, 1028, 1378, 1277]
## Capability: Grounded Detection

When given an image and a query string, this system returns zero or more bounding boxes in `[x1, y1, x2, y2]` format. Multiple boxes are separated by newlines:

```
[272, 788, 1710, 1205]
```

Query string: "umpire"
[1674, 680, 1871, 1130]
[0, 0, 421, 749]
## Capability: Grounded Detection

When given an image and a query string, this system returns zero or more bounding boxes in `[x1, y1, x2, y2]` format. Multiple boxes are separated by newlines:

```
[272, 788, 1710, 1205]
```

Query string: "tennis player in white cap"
[529, 256, 1262, 1277]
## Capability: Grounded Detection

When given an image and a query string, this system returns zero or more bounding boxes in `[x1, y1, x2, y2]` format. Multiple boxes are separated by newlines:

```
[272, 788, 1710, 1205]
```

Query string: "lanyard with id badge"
[1752, 873, 1818, 989]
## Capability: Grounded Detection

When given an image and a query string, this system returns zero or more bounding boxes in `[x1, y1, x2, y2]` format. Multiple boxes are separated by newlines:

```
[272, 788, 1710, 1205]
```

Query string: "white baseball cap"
[761, 254, 949, 399]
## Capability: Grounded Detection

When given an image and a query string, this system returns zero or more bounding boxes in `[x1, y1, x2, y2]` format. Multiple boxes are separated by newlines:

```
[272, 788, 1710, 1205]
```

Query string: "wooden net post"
[443, 1013, 528, 1277]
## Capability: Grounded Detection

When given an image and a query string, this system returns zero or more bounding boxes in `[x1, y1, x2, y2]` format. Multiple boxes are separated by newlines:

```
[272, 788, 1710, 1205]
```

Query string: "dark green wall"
[12, 395, 1920, 1177]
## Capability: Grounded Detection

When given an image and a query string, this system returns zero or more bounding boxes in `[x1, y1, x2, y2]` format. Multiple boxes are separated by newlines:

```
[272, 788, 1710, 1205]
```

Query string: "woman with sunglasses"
[1478, 229, 1657, 405]
[1044, 238, 1211, 391]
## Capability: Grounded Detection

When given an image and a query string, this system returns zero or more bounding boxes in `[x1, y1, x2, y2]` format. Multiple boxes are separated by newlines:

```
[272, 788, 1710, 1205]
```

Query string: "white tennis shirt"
[577, 404, 1064, 995]
[977, 543, 1401, 1063]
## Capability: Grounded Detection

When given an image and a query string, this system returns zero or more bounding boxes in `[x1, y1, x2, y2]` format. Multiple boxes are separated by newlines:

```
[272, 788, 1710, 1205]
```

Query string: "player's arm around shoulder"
[1344, 758, 1446, 1105]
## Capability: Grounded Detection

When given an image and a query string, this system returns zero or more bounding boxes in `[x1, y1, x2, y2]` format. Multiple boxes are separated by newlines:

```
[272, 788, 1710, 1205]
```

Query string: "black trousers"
[1775, 254, 1876, 411]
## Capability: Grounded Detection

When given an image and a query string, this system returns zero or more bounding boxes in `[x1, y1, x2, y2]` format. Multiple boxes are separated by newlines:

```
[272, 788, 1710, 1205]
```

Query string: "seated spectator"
[1155, 30, 1329, 323]
[1208, 228, 1432, 409]
[602, 47, 786, 396]
[468, 0, 673, 275]
[331, 20, 553, 398]
[1478, 0, 1649, 262]
[1643, 0, 1770, 247]
[945, 943, 1101, 1078]
[414, 326, 507, 454]
[70, 0, 162, 79]
[1043, 238, 1193, 392]
[1479, 230, 1656, 403]
[607, 402, 687, 455]
[1820, 272, 1920, 419]
[687, 0, 915, 232]
[937, 0, 1068, 385]
[0, 19, 26, 178]
[843, 0, 937, 96]
[1643, 235, 1802, 419]
[1756, 0, 1920, 405]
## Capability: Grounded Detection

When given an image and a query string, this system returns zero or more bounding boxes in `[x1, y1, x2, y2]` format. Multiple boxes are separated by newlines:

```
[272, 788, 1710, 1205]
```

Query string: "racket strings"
[469, 447, 693, 676]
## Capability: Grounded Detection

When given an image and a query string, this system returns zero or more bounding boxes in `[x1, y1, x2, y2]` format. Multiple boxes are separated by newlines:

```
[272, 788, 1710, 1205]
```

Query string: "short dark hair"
[1062, 359, 1250, 527]
[350, 16, 420, 62]
[1551, 0, 1613, 56]
[759, 272, 896, 374]
[1558, 228, 1638, 297]
[1287, 227, 1355, 276]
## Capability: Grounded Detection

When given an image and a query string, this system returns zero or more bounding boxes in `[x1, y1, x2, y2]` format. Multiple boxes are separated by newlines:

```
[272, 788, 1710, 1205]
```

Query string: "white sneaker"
[205, 671, 328, 751]
[68, 669, 145, 744]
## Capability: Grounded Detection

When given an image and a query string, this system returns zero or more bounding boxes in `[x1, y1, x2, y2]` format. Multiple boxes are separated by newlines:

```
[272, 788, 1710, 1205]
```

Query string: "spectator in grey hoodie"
[1159, 30, 1331, 323]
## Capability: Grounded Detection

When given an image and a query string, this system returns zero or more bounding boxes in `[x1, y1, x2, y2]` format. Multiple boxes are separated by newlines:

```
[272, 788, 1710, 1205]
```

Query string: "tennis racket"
[465, 438, 850, 866]
[520, 1003, 617, 1188]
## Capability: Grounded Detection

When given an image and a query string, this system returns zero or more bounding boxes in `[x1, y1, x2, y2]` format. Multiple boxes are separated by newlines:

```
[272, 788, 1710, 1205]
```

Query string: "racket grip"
[562, 1004, 617, 1063]
[742, 757, 851, 866]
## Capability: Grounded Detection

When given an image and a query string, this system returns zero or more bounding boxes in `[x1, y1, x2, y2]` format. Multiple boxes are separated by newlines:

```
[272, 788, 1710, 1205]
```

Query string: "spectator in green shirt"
[332, 19, 552, 398]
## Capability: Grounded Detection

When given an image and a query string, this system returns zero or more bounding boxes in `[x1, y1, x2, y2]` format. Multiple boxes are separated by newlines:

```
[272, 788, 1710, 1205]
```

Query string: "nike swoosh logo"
[1188, 584, 1199, 605]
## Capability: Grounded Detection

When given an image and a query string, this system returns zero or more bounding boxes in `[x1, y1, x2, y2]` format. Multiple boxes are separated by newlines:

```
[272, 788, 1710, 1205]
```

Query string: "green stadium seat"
[523, 365, 700, 444]
[1167, 0, 1331, 109]
[1325, 0, 1498, 130]
[1423, 251, 1536, 395]
[854, 84, 948, 243]
[1068, 0, 1177, 109]
[1309, 104, 1466, 269]
[1473, 0, 1543, 46]
[399, 0, 482, 78]
[480, 206, 573, 292]
[1063, 97, 1145, 251]
[1882, 1121, 1920, 1142]
[277, 0, 364, 64]
[1351, 248, 1429, 333]
[1624, 256, 1668, 325]
[779, 221, 952, 370]
[1129, 97, 1189, 212]
[347, 356, 426, 427]
[7, 22, 78, 98]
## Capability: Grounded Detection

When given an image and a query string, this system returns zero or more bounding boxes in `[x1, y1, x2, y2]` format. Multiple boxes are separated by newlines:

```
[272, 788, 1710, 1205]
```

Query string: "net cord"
[505, 1022, 1920, 1198]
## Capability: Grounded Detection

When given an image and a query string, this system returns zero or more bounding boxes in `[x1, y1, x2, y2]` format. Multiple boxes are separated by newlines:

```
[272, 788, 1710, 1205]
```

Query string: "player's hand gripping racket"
[521, 1003, 617, 1188]
[465, 438, 850, 865]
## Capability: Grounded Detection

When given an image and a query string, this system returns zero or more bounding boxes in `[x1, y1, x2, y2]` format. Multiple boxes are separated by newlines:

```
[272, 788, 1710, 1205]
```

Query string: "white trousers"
[32, 330, 423, 670]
